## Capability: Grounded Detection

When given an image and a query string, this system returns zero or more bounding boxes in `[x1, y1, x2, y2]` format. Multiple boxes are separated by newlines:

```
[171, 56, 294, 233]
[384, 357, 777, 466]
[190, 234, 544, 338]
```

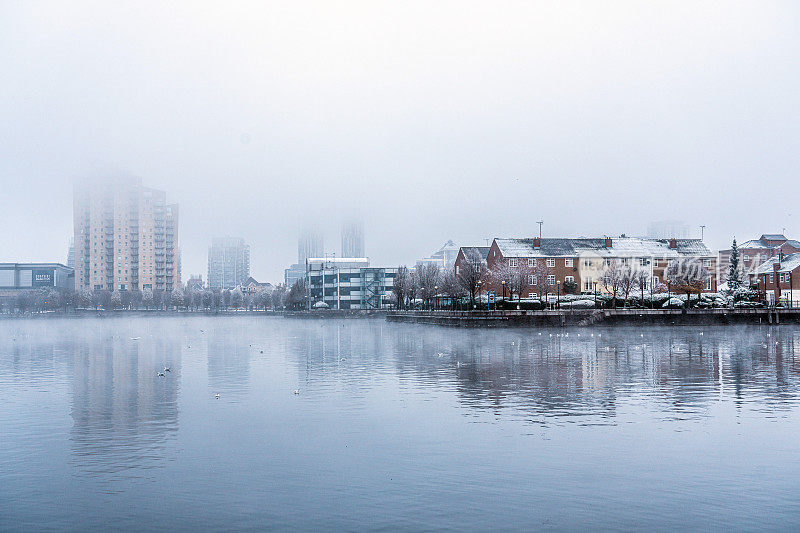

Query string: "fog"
[1, 1, 798, 282]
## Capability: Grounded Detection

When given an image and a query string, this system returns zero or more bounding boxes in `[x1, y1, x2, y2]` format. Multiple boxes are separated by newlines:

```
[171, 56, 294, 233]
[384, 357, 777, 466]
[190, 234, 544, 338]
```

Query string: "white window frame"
[528, 275, 537, 285]
[565, 258, 573, 267]
[509, 258, 518, 268]
[565, 276, 574, 283]
[528, 258, 536, 267]
[547, 275, 555, 286]
[546, 258, 555, 268]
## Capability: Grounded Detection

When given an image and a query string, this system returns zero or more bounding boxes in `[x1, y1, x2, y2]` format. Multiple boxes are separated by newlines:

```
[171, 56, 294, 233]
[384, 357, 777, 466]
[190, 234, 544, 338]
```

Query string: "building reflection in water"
[70, 328, 181, 476]
[205, 322, 252, 398]
[288, 322, 800, 425]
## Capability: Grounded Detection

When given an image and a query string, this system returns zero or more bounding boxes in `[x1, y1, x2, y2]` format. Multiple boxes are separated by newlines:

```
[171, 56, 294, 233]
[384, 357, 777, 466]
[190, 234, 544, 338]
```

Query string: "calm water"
[2, 317, 800, 531]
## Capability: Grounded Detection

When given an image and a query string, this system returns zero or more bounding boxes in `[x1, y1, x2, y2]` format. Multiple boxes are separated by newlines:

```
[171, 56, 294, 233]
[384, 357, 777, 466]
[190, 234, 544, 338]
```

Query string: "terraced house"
[718, 234, 800, 286]
[482, 236, 716, 299]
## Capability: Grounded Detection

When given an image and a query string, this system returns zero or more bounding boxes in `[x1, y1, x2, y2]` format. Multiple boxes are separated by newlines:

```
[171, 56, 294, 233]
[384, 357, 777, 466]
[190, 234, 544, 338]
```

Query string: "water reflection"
[288, 322, 800, 425]
[70, 326, 181, 476]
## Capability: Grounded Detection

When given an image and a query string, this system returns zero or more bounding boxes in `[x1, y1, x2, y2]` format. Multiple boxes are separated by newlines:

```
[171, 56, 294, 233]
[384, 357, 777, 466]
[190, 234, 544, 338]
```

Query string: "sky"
[1, 1, 799, 283]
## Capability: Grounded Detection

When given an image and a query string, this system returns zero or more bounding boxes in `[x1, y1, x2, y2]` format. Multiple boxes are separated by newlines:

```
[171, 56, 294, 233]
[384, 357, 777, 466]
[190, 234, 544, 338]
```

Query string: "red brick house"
[483, 236, 717, 299]
[719, 234, 800, 286]
[754, 253, 800, 304]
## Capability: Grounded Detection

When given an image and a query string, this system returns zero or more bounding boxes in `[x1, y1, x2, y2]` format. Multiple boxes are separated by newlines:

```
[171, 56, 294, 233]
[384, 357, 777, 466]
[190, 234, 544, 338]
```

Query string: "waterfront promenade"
[386, 308, 800, 327]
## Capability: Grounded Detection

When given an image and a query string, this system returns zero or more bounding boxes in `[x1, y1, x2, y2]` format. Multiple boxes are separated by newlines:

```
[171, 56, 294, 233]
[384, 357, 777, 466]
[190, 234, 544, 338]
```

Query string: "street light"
[557, 280, 561, 309]
[593, 280, 598, 308]
[501, 280, 506, 303]
[476, 280, 482, 310]
[434, 285, 438, 310]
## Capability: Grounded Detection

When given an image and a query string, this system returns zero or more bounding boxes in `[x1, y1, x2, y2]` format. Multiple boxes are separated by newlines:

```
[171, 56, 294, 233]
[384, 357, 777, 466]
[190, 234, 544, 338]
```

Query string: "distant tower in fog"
[341, 220, 364, 258]
[647, 220, 690, 239]
[67, 237, 75, 268]
[298, 227, 324, 264]
[207, 237, 250, 290]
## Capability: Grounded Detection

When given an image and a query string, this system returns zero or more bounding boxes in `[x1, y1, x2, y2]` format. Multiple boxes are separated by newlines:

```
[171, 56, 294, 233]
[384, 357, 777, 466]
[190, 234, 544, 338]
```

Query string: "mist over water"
[2, 317, 800, 531]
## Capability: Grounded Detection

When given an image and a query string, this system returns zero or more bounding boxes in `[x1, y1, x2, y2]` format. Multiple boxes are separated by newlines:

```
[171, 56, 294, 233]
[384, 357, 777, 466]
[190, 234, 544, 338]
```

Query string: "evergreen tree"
[727, 238, 740, 290]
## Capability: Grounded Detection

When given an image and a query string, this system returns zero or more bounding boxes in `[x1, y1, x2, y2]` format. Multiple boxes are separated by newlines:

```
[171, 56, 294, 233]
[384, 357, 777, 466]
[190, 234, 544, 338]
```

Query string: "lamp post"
[434, 285, 438, 311]
[557, 280, 561, 309]
[476, 280, 482, 310]
[501, 280, 506, 303]
[593, 280, 598, 308]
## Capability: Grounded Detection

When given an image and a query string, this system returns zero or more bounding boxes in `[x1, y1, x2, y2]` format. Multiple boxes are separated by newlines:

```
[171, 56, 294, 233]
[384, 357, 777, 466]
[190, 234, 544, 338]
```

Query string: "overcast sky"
[1, 1, 798, 282]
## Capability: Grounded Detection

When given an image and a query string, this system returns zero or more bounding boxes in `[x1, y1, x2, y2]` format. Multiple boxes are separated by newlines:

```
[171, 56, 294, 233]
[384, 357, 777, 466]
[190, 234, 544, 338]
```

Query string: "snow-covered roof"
[754, 253, 800, 275]
[459, 246, 490, 260]
[494, 237, 712, 259]
[739, 235, 800, 249]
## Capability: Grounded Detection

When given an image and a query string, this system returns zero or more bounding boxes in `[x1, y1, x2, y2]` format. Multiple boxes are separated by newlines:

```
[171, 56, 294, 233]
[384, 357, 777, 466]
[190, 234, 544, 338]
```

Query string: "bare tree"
[416, 263, 441, 309]
[456, 250, 485, 308]
[439, 268, 464, 309]
[142, 287, 154, 310]
[636, 269, 649, 306]
[392, 265, 411, 310]
[618, 262, 637, 306]
[665, 258, 709, 306]
[171, 287, 185, 310]
[601, 260, 624, 308]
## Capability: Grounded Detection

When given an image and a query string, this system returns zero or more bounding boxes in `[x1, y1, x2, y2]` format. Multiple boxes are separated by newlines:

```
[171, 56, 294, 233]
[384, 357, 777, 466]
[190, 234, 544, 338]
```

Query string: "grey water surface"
[2, 317, 799, 531]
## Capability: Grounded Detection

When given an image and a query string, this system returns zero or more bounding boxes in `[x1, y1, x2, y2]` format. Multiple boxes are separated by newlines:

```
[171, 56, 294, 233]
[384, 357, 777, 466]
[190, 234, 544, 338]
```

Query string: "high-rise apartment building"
[207, 237, 250, 290]
[73, 177, 180, 292]
[298, 227, 323, 265]
[341, 220, 365, 258]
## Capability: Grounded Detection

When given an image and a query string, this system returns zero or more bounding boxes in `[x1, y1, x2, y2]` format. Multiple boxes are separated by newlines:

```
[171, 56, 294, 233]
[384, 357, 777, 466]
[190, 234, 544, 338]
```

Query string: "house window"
[546, 258, 555, 268]
[703, 259, 712, 268]
[584, 259, 593, 268]
[455, 266, 460, 275]
[604, 258, 612, 267]
[509, 258, 518, 267]
[653, 276, 659, 287]
[547, 275, 555, 286]
[743, 255, 750, 262]
[583, 277, 593, 291]
[769, 273, 774, 283]
[704, 278, 711, 290]
[565, 276, 574, 283]
[640, 257, 649, 266]
[528, 275, 536, 285]
[528, 258, 535, 267]
[528, 292, 536, 299]
[565, 258, 573, 267]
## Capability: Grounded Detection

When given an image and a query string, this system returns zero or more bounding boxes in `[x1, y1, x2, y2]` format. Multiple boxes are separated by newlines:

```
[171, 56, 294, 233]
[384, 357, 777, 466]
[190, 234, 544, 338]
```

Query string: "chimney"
[669, 238, 677, 249]
[604, 237, 613, 248]
[779, 250, 785, 262]
[532, 237, 541, 249]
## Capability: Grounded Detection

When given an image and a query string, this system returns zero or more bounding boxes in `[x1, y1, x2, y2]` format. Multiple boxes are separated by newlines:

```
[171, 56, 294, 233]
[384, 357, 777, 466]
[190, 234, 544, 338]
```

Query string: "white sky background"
[1, 1, 798, 282]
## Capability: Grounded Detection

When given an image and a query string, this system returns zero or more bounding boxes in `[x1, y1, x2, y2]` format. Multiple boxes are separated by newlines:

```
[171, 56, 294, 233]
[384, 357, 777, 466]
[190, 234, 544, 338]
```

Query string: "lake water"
[2, 316, 800, 531]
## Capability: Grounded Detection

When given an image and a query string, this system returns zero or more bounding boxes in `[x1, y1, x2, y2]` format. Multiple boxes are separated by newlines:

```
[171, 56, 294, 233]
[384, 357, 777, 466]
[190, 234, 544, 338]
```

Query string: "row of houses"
[455, 236, 718, 300]
[454, 233, 800, 304]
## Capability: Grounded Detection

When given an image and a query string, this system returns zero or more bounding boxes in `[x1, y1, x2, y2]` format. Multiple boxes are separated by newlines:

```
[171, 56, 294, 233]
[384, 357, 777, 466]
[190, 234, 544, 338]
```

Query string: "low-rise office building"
[306, 258, 396, 310]
[0, 263, 74, 292]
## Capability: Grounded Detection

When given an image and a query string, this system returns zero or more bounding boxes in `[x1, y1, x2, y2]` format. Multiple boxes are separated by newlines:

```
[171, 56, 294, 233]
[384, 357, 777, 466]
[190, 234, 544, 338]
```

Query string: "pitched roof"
[739, 235, 800, 249]
[754, 253, 800, 275]
[494, 237, 711, 259]
[459, 246, 490, 260]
